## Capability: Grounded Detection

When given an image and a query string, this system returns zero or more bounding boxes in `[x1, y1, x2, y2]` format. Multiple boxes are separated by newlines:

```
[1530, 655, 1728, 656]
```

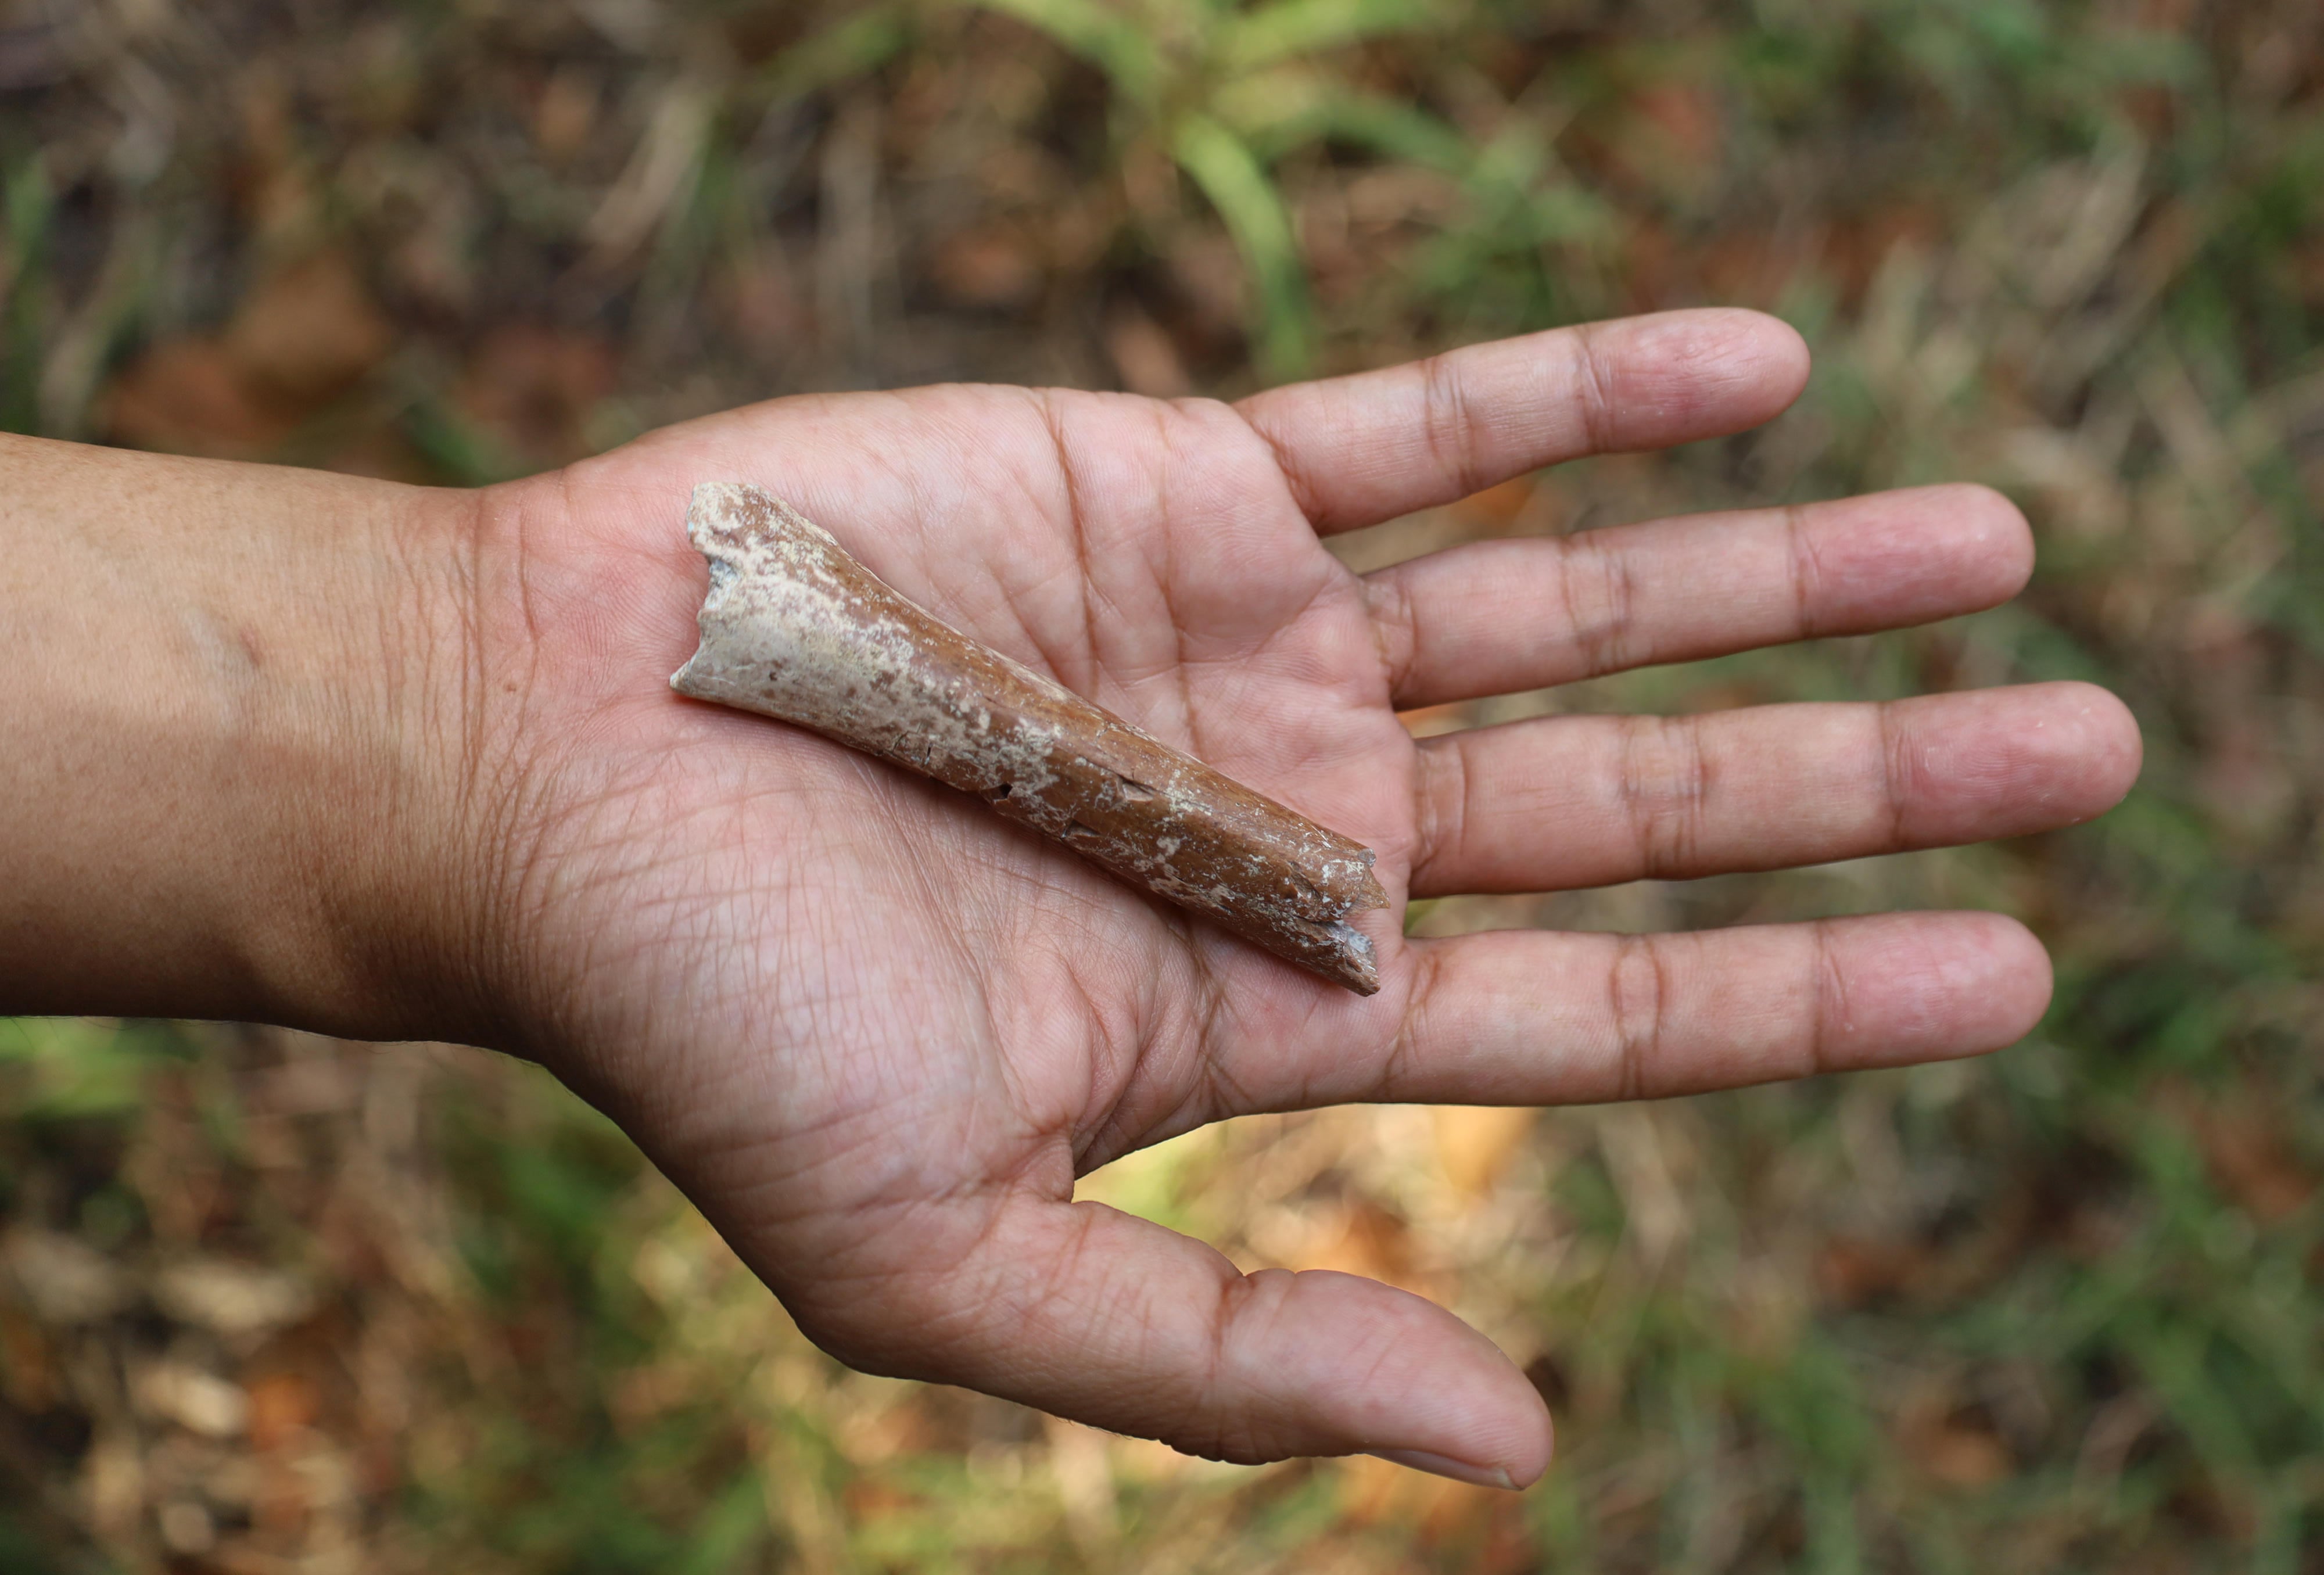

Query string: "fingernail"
[1367, 1448, 1519, 1491]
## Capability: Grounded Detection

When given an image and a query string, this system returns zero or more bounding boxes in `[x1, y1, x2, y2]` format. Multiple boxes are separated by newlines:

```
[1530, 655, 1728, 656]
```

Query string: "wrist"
[275, 468, 500, 1042]
[0, 436, 486, 1038]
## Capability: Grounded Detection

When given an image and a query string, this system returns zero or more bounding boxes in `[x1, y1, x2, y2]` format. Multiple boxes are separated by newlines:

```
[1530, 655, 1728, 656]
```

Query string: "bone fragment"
[670, 482, 1389, 993]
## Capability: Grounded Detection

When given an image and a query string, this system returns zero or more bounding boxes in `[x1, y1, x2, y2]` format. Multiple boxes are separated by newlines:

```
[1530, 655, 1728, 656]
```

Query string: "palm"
[465, 311, 2137, 1486]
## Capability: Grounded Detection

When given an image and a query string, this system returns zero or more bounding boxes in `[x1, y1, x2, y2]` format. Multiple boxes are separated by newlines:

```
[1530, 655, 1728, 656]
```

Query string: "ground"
[3, 0, 2323, 1569]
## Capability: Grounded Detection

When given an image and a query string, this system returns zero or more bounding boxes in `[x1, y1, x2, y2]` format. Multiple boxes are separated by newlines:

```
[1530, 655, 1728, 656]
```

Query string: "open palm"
[457, 309, 2137, 1487]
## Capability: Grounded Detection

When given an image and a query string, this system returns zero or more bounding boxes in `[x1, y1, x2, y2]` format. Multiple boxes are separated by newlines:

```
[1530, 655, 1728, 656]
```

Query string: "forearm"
[0, 435, 479, 1034]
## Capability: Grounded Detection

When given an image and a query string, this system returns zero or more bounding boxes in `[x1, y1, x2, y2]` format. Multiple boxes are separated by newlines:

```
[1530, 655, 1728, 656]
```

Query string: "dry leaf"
[3, 1229, 134, 1325]
[2197, 1103, 2315, 1224]
[245, 1371, 321, 1452]
[1914, 1416, 2013, 1487]
[152, 1261, 315, 1340]
[223, 250, 394, 403]
[156, 1499, 217, 1556]
[1430, 1106, 1537, 1197]
[1104, 305, 1193, 397]
[1450, 476, 1536, 530]
[453, 326, 618, 467]
[534, 64, 601, 163]
[103, 250, 391, 458]
[1814, 1235, 1932, 1309]
[930, 223, 1046, 310]
[0, 1305, 56, 1411]
[722, 256, 805, 360]
[1292, 1198, 1422, 1291]
[1398, 702, 1474, 740]
[102, 339, 298, 458]
[133, 1361, 251, 1438]
[1630, 82, 1723, 169]
[2158, 1080, 2317, 1225]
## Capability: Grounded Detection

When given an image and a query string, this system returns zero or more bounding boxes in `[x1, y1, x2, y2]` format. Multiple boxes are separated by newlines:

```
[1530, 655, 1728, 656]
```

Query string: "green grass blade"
[1218, 70, 1474, 171]
[749, 5, 917, 107]
[1221, 0, 1437, 73]
[970, 0, 1167, 105]
[0, 155, 54, 436]
[1168, 111, 1313, 379]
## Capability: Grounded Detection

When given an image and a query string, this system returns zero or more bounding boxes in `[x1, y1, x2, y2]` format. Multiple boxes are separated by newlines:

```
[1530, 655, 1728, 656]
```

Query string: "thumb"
[807, 1191, 1554, 1488]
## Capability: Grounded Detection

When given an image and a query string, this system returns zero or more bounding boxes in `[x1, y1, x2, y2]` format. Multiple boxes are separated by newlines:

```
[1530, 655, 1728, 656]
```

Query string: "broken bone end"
[685, 480, 837, 562]
[1323, 921, 1382, 996]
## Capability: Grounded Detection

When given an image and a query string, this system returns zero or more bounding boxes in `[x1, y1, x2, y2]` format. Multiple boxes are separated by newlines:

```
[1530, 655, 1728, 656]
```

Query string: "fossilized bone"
[670, 482, 1389, 993]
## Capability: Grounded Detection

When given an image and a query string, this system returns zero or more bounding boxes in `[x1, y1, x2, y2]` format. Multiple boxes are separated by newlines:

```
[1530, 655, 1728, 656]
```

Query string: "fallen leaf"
[102, 339, 297, 458]
[2298, 239, 2324, 308]
[3, 1230, 134, 1326]
[452, 326, 618, 468]
[1451, 476, 1535, 530]
[2200, 1112, 2315, 1224]
[1292, 1198, 1421, 1291]
[245, 1370, 320, 1452]
[1397, 702, 1473, 740]
[1523, 1352, 1572, 1412]
[0, 21, 66, 92]
[133, 1361, 250, 1438]
[1045, 1415, 1119, 1547]
[152, 1261, 315, 1340]
[839, 1479, 920, 1517]
[2158, 1080, 2317, 1224]
[1430, 1106, 1536, 1197]
[1819, 204, 1943, 312]
[1165, 232, 1249, 343]
[0, 1305, 55, 1410]
[1631, 81, 1723, 168]
[103, 250, 393, 458]
[254, 1452, 313, 1536]
[156, 1499, 217, 1556]
[1104, 305, 1192, 397]
[1336, 1452, 1411, 1527]
[1916, 1418, 2012, 1487]
[722, 256, 805, 360]
[223, 250, 394, 403]
[1815, 1235, 1931, 1309]
[930, 223, 1046, 310]
[533, 64, 600, 163]
[1900, 1395, 2013, 1488]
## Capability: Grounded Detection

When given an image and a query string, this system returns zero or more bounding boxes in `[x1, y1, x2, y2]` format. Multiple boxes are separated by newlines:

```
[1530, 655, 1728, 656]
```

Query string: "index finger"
[1233, 308, 1811, 535]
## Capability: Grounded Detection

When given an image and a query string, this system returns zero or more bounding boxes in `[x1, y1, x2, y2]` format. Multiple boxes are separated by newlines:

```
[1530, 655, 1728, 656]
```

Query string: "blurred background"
[2, 0, 2322, 1569]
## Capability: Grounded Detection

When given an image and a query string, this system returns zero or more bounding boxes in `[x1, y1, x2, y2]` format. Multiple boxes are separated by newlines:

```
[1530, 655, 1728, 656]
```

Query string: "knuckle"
[1556, 532, 1641, 676]
[1567, 322, 1622, 454]
[1412, 738, 1468, 889]
[1874, 704, 1916, 844]
[1781, 501, 1824, 637]
[1807, 919, 1849, 1075]
[1616, 715, 1712, 877]
[1418, 351, 1483, 498]
[1363, 571, 1423, 698]
[1179, 1269, 1304, 1464]
[1606, 934, 1670, 1100]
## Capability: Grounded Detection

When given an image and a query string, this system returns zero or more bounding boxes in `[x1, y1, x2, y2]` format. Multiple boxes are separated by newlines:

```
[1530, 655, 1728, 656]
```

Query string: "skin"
[0, 309, 2141, 1489]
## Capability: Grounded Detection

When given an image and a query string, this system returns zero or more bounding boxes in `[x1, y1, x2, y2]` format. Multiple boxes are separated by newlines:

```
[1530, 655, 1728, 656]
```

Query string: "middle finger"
[1408, 681, 2140, 897]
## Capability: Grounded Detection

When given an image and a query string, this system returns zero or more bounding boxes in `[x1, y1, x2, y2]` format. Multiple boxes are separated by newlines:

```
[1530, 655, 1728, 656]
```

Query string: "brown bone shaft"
[669, 482, 1388, 993]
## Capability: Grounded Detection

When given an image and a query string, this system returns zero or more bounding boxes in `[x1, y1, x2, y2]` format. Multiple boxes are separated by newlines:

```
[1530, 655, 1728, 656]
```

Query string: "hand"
[0, 308, 2135, 1486]
[425, 308, 2138, 1488]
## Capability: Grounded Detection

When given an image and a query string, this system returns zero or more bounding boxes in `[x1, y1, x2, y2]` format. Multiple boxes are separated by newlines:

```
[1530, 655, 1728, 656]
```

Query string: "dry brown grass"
[4, 0, 2324, 1569]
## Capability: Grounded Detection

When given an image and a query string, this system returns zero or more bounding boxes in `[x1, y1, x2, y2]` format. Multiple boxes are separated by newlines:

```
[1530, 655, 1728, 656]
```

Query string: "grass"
[2, 0, 2322, 1569]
